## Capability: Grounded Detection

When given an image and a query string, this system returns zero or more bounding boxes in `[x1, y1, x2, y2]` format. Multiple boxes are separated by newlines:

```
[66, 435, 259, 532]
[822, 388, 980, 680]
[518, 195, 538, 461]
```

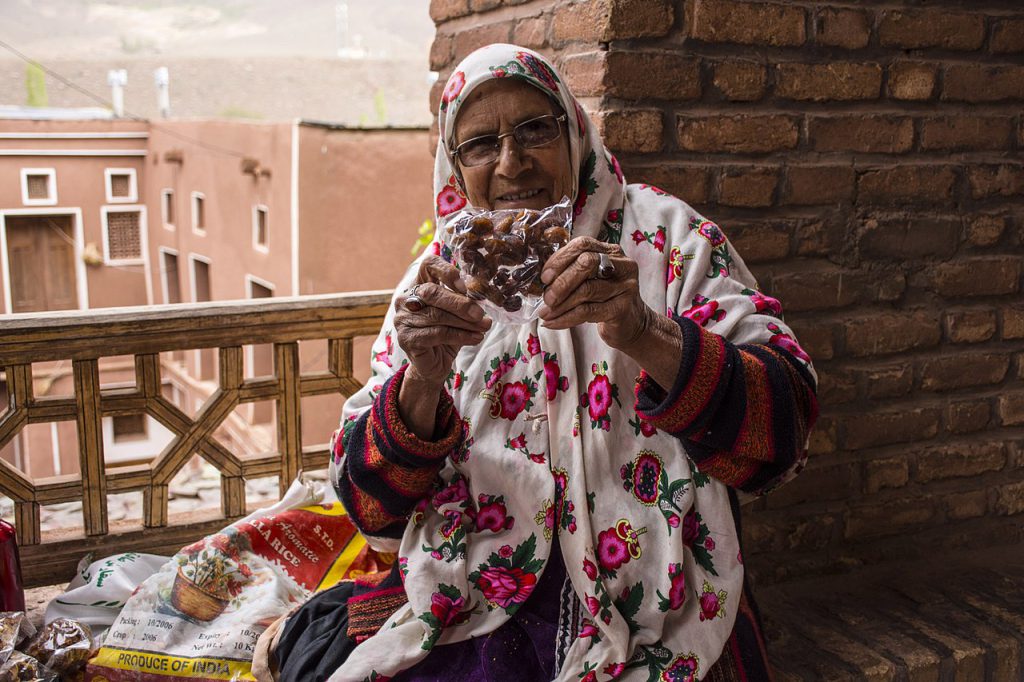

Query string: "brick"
[845, 497, 935, 539]
[605, 0, 674, 40]
[686, 0, 805, 47]
[770, 267, 864, 312]
[945, 489, 989, 520]
[808, 115, 912, 153]
[816, 7, 871, 50]
[888, 62, 937, 101]
[775, 62, 882, 101]
[929, 257, 1022, 297]
[841, 407, 940, 450]
[726, 221, 790, 262]
[452, 22, 512, 61]
[844, 311, 941, 357]
[994, 480, 1024, 515]
[430, 33, 454, 71]
[807, 416, 836, 455]
[943, 65, 1024, 102]
[794, 218, 849, 259]
[791, 322, 836, 361]
[816, 368, 855, 406]
[967, 214, 1006, 247]
[712, 61, 767, 101]
[718, 166, 778, 207]
[992, 18, 1024, 54]
[677, 114, 799, 153]
[916, 442, 1006, 483]
[920, 353, 1009, 392]
[857, 166, 956, 204]
[967, 164, 1024, 199]
[858, 215, 959, 260]
[860, 363, 913, 400]
[430, 0, 470, 22]
[605, 52, 700, 100]
[878, 9, 985, 50]
[920, 116, 1013, 152]
[783, 166, 855, 205]
[469, 0, 502, 10]
[512, 15, 548, 48]
[999, 392, 1024, 426]
[946, 400, 991, 434]
[560, 51, 606, 97]
[552, 0, 608, 44]
[429, 78, 445, 115]
[628, 164, 708, 203]
[765, 462, 858, 508]
[1004, 306, 1024, 340]
[944, 309, 996, 344]
[597, 109, 663, 153]
[865, 457, 908, 493]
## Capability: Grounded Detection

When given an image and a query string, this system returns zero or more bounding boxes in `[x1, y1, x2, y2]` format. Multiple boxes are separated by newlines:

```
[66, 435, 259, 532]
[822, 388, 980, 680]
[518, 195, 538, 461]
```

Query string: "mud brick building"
[430, 1, 1024, 677]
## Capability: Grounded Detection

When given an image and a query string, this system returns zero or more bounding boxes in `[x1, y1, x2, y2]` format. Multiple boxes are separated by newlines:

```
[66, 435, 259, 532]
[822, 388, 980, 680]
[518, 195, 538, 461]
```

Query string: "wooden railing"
[0, 292, 391, 587]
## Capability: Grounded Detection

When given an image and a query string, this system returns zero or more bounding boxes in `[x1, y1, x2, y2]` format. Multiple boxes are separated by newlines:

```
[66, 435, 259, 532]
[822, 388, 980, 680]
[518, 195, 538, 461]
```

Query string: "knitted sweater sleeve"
[634, 315, 818, 496]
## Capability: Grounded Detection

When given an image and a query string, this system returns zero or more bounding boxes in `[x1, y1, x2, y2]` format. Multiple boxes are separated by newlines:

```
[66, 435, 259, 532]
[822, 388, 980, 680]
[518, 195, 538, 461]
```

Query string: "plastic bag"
[85, 476, 391, 682]
[0, 650, 53, 681]
[24, 618, 93, 679]
[0, 613, 31, 668]
[445, 196, 572, 325]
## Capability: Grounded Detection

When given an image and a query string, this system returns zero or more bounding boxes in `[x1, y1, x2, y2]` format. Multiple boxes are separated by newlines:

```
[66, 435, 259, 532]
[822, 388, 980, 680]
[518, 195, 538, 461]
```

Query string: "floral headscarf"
[330, 44, 813, 682]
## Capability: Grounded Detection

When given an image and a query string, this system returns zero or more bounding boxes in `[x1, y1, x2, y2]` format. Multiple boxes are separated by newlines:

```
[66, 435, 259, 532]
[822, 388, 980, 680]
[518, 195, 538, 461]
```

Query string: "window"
[161, 249, 181, 304]
[104, 168, 138, 203]
[190, 255, 214, 380]
[112, 414, 147, 442]
[191, 192, 206, 233]
[161, 189, 175, 229]
[102, 207, 145, 263]
[253, 205, 269, 251]
[20, 168, 57, 206]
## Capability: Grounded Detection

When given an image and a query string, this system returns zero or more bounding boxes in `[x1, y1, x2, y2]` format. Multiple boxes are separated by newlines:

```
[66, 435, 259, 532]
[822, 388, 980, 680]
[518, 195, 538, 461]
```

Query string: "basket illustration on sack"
[170, 532, 253, 622]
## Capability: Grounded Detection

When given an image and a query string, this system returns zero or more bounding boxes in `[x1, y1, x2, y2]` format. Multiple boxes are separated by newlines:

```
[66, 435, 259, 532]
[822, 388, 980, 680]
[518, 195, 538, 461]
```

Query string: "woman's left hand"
[536, 236, 652, 350]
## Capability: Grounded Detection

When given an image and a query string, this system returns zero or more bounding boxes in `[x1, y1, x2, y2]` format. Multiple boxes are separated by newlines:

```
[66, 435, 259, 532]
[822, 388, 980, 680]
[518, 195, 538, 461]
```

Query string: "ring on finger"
[404, 284, 426, 312]
[596, 252, 616, 280]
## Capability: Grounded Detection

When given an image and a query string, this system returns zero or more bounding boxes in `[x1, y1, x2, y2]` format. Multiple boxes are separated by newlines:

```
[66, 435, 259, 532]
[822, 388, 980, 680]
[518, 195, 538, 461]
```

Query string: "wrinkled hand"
[394, 255, 491, 388]
[537, 236, 652, 350]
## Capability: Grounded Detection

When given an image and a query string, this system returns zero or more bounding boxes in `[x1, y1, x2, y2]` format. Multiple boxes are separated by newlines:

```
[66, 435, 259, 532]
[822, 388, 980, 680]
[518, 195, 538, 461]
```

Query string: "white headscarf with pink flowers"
[330, 44, 814, 682]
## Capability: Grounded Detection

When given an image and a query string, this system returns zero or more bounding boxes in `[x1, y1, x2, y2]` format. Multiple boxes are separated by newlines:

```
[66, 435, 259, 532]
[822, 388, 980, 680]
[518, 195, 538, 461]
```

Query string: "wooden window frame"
[0, 207, 89, 314]
[19, 168, 57, 206]
[100, 205, 147, 266]
[158, 246, 181, 305]
[104, 168, 138, 204]
[191, 192, 206, 235]
[160, 188, 175, 230]
[252, 204, 269, 253]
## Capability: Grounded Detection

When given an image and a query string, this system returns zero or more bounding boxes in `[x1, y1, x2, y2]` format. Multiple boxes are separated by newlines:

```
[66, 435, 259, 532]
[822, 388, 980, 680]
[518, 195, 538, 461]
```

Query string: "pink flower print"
[543, 357, 565, 401]
[704, 537, 715, 551]
[661, 654, 699, 682]
[526, 334, 541, 357]
[631, 229, 646, 246]
[639, 419, 656, 437]
[498, 544, 513, 558]
[682, 295, 726, 327]
[529, 452, 546, 464]
[586, 374, 613, 424]
[639, 184, 670, 196]
[681, 510, 699, 547]
[552, 469, 568, 497]
[432, 477, 469, 508]
[749, 290, 783, 316]
[609, 154, 624, 183]
[475, 566, 537, 610]
[476, 498, 514, 533]
[440, 70, 465, 109]
[582, 558, 598, 581]
[507, 433, 527, 450]
[373, 333, 394, 367]
[452, 372, 463, 390]
[658, 562, 687, 611]
[737, 551, 743, 564]
[607, 209, 622, 224]
[428, 241, 441, 257]
[493, 380, 531, 420]
[696, 219, 726, 246]
[581, 672, 598, 682]
[578, 619, 599, 638]
[768, 323, 812, 365]
[667, 513, 680, 528]
[604, 662, 626, 678]
[436, 184, 466, 217]
[667, 246, 685, 285]
[597, 527, 629, 571]
[653, 229, 666, 252]
[698, 580, 728, 622]
[430, 590, 469, 628]
[439, 509, 465, 539]
[585, 595, 601, 617]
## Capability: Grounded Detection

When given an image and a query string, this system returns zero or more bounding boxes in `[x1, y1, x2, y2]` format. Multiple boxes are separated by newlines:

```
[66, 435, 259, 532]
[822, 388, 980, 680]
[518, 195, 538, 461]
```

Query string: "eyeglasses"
[452, 114, 567, 168]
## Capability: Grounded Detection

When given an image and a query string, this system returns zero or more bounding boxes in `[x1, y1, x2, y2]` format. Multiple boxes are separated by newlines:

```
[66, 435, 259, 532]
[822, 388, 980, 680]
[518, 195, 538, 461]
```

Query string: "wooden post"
[221, 476, 246, 518]
[73, 359, 108, 536]
[276, 342, 301, 495]
[14, 501, 40, 546]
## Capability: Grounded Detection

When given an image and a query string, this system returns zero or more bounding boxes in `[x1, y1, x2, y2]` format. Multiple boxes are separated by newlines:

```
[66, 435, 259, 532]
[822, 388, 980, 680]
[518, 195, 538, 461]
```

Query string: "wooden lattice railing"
[0, 292, 391, 587]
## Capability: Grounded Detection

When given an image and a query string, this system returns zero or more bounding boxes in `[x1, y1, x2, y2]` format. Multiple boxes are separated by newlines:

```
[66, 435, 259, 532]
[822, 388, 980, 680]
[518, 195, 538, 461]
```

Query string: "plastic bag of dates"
[445, 196, 572, 325]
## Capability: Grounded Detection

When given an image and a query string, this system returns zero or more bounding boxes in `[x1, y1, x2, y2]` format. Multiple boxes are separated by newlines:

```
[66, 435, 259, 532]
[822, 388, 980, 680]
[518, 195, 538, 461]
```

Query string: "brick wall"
[430, 0, 1024, 584]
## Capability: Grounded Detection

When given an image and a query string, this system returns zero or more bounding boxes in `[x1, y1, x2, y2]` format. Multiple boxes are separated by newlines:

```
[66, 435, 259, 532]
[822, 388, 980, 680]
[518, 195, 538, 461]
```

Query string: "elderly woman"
[277, 44, 817, 682]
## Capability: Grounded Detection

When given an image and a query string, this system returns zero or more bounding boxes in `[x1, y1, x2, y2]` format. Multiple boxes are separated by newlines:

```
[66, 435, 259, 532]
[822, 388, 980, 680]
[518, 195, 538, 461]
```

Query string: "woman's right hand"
[394, 255, 491, 390]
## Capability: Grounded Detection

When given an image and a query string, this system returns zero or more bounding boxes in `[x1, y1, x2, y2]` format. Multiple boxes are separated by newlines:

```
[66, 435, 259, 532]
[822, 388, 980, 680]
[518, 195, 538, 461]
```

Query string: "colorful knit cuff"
[373, 364, 464, 467]
[634, 315, 732, 436]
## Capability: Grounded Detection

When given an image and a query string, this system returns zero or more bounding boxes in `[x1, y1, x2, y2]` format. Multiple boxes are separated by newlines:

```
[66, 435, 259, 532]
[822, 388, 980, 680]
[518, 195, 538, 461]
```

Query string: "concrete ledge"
[759, 544, 1024, 681]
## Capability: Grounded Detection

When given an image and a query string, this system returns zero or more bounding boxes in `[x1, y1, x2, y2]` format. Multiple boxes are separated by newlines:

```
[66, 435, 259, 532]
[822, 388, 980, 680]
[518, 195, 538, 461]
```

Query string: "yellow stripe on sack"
[91, 647, 256, 681]
[300, 503, 349, 517]
[316, 534, 367, 591]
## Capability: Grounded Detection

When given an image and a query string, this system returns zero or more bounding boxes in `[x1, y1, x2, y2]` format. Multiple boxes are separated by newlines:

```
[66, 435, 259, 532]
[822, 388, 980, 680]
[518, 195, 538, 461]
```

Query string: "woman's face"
[452, 78, 573, 211]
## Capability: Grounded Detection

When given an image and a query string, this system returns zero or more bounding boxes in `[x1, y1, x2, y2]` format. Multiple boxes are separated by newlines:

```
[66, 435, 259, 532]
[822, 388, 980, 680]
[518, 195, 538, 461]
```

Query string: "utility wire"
[0, 37, 251, 159]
